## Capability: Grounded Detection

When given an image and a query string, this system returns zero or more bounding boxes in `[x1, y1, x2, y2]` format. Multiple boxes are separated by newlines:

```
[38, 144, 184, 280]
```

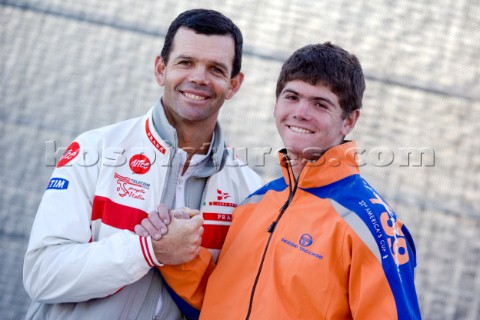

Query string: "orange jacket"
[162, 141, 421, 319]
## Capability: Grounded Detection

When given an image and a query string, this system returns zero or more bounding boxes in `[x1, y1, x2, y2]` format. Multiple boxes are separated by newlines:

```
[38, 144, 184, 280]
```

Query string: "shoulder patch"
[46, 178, 69, 190]
[57, 141, 80, 168]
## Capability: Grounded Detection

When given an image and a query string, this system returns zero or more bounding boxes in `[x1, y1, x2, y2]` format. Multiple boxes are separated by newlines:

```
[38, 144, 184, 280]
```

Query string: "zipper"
[245, 155, 299, 320]
[159, 154, 172, 204]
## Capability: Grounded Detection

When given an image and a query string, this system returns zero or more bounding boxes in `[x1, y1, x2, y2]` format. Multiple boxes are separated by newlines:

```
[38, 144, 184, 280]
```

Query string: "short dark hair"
[161, 9, 243, 77]
[275, 42, 365, 117]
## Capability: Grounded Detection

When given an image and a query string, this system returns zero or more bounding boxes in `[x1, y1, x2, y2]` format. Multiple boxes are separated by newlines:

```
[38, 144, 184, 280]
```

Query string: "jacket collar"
[150, 98, 227, 175]
[279, 141, 360, 189]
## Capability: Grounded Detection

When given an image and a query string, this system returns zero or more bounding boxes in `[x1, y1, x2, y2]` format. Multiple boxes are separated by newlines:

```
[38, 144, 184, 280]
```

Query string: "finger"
[134, 224, 149, 238]
[195, 227, 204, 247]
[193, 233, 203, 246]
[171, 209, 188, 219]
[141, 218, 162, 240]
[157, 204, 171, 225]
[172, 207, 199, 219]
[192, 246, 201, 259]
[148, 212, 168, 236]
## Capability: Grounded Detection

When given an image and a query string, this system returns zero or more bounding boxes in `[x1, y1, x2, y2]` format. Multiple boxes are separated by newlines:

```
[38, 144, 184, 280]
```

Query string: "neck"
[177, 124, 214, 175]
[290, 161, 304, 180]
[161, 102, 216, 157]
[177, 123, 214, 156]
[287, 151, 323, 180]
[284, 153, 306, 180]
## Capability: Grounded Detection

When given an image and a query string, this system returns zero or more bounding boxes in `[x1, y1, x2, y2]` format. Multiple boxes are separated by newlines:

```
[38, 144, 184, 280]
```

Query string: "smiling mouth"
[183, 92, 208, 101]
[288, 125, 313, 134]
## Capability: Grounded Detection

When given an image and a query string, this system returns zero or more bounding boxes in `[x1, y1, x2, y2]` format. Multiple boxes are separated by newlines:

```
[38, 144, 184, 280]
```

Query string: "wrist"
[140, 236, 164, 267]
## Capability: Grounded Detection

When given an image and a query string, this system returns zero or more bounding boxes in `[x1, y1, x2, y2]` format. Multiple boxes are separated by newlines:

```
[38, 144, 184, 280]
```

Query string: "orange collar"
[279, 141, 360, 189]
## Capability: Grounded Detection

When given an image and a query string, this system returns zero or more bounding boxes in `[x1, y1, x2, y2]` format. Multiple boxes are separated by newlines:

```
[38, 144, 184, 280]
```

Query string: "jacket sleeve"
[23, 137, 157, 303]
[346, 207, 421, 320]
[160, 247, 215, 310]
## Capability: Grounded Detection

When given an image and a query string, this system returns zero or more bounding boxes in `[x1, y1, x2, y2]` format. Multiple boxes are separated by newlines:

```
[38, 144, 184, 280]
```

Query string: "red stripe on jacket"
[92, 195, 148, 232]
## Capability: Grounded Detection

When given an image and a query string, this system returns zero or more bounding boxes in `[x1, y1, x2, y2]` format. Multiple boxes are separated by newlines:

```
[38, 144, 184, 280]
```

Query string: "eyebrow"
[282, 88, 336, 107]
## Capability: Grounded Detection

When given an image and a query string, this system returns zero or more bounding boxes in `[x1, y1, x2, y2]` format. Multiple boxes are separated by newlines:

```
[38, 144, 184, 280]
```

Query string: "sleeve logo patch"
[57, 141, 80, 168]
[47, 178, 69, 190]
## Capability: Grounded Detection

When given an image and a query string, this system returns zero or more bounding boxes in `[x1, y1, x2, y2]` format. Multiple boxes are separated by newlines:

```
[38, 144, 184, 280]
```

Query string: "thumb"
[188, 214, 204, 228]
[187, 209, 200, 217]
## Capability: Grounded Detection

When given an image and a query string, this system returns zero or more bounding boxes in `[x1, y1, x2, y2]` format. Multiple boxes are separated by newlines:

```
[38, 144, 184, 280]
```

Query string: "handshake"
[134, 204, 205, 265]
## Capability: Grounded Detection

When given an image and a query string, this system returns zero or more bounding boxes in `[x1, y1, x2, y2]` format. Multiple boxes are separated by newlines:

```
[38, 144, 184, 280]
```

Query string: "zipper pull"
[178, 175, 183, 189]
[267, 221, 277, 233]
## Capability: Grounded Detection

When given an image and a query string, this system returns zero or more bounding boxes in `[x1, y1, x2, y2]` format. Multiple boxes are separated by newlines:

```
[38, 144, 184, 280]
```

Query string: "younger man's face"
[274, 80, 359, 162]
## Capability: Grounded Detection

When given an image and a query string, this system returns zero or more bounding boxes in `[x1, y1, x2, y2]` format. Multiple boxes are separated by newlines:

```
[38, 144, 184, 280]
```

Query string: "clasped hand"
[134, 204, 204, 265]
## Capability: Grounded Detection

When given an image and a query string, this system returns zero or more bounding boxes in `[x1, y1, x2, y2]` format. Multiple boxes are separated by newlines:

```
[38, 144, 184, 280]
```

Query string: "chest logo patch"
[299, 233, 313, 247]
[129, 154, 151, 174]
[114, 172, 150, 200]
[281, 233, 323, 260]
[217, 188, 231, 200]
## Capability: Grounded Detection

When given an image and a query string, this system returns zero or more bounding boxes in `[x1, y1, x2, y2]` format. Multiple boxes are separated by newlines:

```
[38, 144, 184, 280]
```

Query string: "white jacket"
[23, 100, 262, 319]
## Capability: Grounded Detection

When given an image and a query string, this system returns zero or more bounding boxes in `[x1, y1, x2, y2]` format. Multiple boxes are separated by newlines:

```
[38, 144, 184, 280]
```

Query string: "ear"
[225, 72, 244, 100]
[154, 55, 166, 87]
[341, 109, 360, 136]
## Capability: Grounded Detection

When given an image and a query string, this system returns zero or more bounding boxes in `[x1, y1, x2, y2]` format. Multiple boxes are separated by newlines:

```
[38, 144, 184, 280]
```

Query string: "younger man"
[143, 42, 421, 319]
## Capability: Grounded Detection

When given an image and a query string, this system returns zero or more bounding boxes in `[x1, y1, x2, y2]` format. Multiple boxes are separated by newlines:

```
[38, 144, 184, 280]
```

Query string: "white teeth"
[184, 92, 206, 101]
[289, 126, 313, 134]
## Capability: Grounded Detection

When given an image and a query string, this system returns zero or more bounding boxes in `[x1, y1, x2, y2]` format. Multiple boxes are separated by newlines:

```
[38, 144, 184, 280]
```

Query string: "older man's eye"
[211, 66, 226, 76]
[178, 60, 192, 66]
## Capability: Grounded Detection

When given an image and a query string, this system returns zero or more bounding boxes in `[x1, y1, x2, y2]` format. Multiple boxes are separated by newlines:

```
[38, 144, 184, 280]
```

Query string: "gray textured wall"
[1, 1, 479, 319]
